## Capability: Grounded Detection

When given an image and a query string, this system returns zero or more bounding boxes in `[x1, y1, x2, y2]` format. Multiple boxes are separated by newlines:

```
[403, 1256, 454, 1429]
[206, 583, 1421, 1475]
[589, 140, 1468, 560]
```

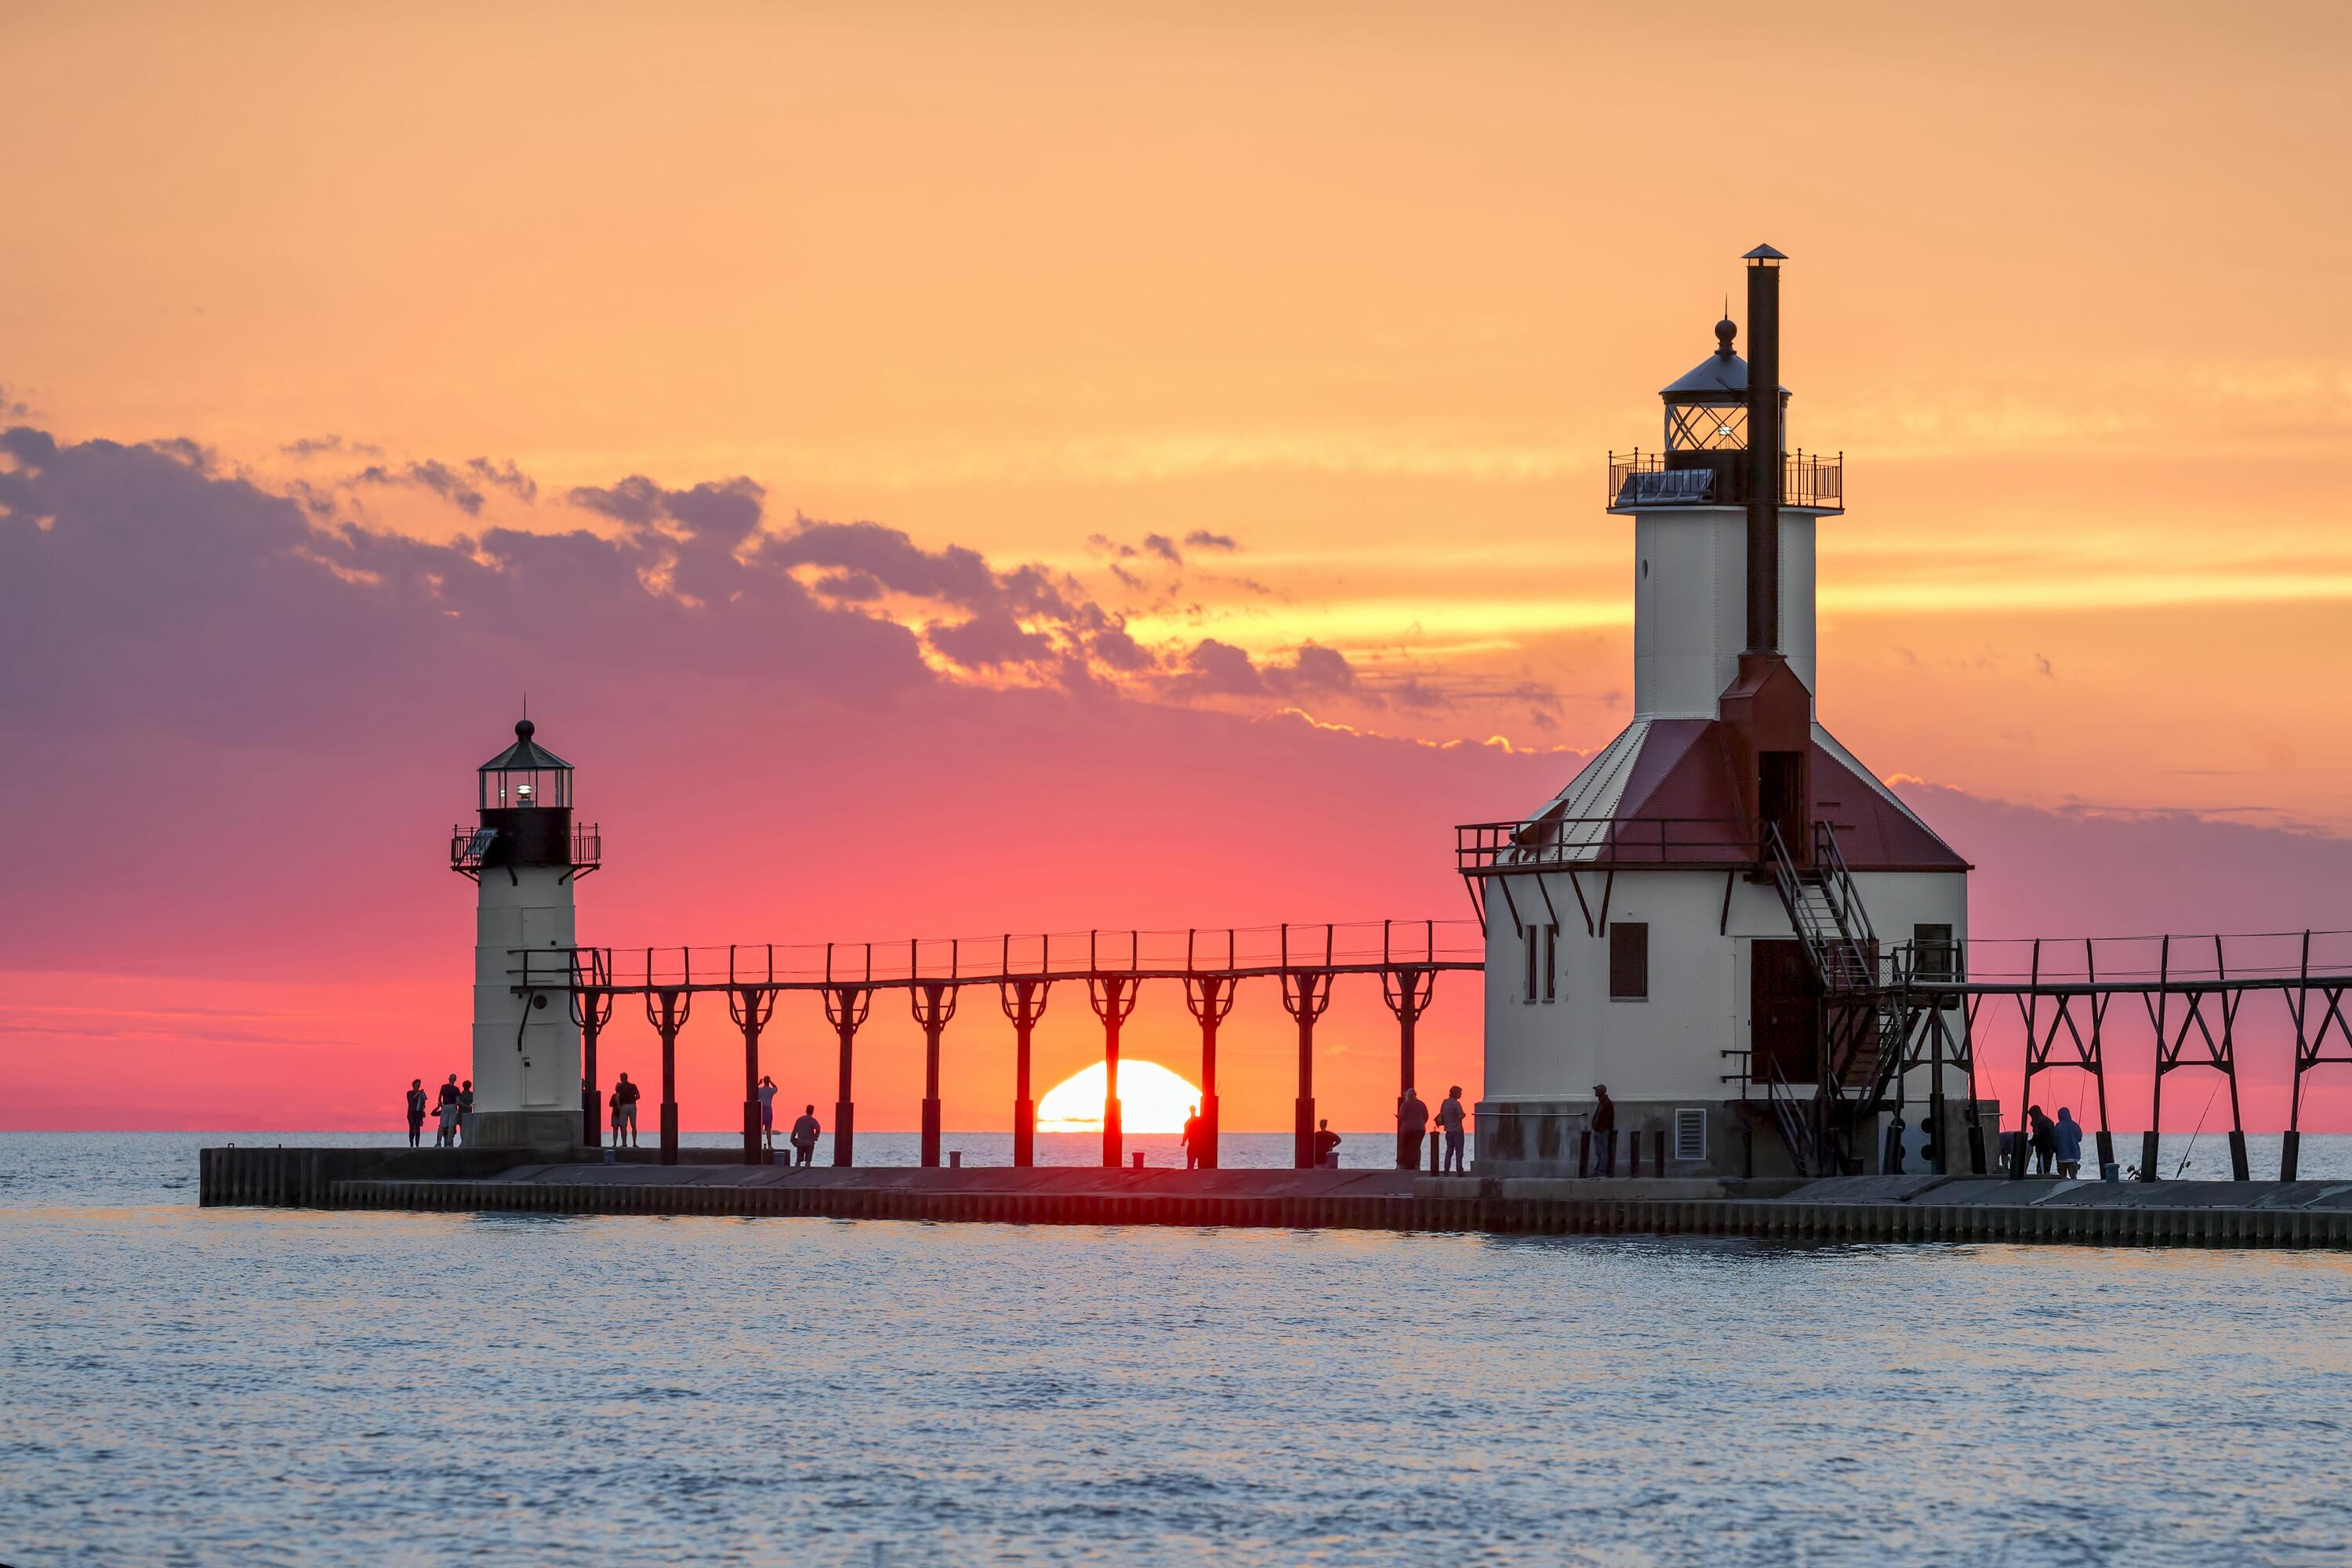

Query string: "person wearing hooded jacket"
[2054, 1107, 2085, 1180]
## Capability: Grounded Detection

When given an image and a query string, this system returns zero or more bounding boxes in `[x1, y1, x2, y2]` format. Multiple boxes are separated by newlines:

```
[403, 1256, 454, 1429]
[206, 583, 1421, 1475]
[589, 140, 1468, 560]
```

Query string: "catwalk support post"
[1282, 924, 1336, 1170]
[1182, 967, 1236, 1171]
[911, 971, 959, 1168]
[1089, 964, 1139, 1170]
[1381, 929, 1438, 1170]
[647, 985, 691, 1167]
[823, 981, 870, 1167]
[568, 949, 613, 1149]
[729, 981, 775, 1166]
[2281, 931, 2352, 1181]
[1000, 969, 1050, 1169]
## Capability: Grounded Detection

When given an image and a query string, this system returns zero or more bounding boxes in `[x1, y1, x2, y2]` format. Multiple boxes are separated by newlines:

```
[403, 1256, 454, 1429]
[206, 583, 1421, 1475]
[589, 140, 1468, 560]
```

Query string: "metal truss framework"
[1893, 929, 2352, 1183]
[514, 922, 1481, 1171]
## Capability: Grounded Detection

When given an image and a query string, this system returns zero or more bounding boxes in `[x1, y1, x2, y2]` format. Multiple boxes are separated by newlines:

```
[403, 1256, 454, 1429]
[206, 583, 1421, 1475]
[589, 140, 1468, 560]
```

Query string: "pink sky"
[4, 426, 2351, 1133]
[3, 4, 2350, 1133]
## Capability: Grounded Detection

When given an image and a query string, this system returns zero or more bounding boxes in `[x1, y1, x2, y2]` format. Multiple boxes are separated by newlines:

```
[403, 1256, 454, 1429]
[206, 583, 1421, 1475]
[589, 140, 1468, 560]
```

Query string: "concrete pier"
[198, 1148, 2352, 1248]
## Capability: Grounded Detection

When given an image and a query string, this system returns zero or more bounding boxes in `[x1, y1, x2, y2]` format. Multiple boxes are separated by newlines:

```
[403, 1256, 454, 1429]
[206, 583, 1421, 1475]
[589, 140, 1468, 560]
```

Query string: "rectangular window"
[1610, 922, 1649, 1000]
[1524, 924, 1559, 1003]
[1674, 1108, 1707, 1163]
[1913, 923, 1956, 983]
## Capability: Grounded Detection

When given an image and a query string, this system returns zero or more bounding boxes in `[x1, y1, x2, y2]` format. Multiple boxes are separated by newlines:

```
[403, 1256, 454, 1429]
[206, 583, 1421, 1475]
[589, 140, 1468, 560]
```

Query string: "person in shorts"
[757, 1074, 779, 1153]
[612, 1073, 641, 1147]
[790, 1106, 821, 1167]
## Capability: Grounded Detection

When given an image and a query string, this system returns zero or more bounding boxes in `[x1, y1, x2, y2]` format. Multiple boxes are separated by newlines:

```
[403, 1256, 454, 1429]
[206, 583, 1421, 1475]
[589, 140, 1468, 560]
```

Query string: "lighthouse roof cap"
[479, 717, 572, 773]
[1660, 350, 1791, 403]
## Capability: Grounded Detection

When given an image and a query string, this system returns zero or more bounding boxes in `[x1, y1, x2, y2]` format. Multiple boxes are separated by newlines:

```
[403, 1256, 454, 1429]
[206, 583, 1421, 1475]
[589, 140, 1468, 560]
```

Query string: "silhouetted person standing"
[1590, 1085, 1617, 1177]
[2030, 1105, 2058, 1177]
[1437, 1085, 1468, 1174]
[757, 1074, 779, 1152]
[613, 1073, 641, 1148]
[790, 1106, 820, 1167]
[457, 1079, 475, 1146]
[405, 1079, 427, 1148]
[434, 1074, 461, 1149]
[1398, 1087, 1430, 1171]
[1181, 1105, 1205, 1169]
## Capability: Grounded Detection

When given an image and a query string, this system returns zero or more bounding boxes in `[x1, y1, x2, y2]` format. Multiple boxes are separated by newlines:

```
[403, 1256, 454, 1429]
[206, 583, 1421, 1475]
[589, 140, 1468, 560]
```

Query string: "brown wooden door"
[1751, 938, 1820, 1085]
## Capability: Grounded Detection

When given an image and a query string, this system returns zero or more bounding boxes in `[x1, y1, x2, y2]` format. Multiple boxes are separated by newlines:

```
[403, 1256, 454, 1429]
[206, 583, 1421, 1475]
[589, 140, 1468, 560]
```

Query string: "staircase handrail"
[1757, 1051, 1817, 1178]
[1812, 822, 1879, 954]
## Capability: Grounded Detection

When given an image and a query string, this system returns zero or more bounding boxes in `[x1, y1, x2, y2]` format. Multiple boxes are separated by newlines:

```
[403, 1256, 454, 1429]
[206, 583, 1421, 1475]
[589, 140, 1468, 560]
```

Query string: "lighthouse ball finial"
[515, 717, 535, 741]
[1715, 315, 1737, 355]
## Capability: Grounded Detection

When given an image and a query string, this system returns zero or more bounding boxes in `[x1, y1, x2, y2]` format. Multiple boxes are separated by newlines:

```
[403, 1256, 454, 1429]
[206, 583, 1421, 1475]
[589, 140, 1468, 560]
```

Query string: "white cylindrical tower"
[450, 718, 595, 1149]
[1619, 313, 1836, 716]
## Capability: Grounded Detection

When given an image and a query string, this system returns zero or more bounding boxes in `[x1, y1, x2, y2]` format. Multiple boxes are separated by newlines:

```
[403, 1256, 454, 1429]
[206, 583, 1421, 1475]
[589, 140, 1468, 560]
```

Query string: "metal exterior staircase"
[1759, 821, 1907, 1174]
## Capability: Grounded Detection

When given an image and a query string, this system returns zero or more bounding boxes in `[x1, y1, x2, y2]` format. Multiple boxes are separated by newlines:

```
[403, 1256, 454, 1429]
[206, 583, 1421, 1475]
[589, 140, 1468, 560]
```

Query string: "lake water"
[5, 1131, 2352, 1566]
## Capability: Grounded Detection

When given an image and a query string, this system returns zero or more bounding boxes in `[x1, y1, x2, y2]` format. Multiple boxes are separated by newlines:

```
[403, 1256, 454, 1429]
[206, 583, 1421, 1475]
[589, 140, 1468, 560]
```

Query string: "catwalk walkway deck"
[199, 1149, 2352, 1249]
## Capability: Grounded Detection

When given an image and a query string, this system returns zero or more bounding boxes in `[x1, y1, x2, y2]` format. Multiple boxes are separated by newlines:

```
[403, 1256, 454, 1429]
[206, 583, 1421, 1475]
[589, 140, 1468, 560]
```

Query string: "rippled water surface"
[5, 1133, 2352, 1566]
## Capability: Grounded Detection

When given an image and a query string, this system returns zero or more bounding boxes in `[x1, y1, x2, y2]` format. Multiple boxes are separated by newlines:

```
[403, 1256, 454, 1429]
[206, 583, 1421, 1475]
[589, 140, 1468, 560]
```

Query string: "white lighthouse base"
[471, 1109, 584, 1152]
[1475, 1094, 2000, 1179]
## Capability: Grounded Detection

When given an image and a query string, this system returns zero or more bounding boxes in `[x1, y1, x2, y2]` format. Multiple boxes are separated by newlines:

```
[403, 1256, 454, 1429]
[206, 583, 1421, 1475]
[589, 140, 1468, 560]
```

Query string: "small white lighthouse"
[1464, 246, 1973, 1178]
[451, 718, 597, 1149]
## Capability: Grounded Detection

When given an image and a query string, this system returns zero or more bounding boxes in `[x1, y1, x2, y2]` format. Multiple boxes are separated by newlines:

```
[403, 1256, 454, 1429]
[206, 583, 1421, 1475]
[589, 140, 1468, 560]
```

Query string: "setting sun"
[1035, 1062, 1202, 1134]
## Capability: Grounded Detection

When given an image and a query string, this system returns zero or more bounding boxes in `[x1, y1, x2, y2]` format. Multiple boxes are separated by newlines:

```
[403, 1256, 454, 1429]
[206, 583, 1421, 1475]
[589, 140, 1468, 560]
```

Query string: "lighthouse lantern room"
[452, 718, 598, 1149]
[1463, 246, 1976, 1180]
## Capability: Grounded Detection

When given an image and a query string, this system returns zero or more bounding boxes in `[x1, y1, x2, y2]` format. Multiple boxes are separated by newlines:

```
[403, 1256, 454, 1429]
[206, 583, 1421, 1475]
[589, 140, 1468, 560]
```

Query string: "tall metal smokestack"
[1743, 243, 1786, 655]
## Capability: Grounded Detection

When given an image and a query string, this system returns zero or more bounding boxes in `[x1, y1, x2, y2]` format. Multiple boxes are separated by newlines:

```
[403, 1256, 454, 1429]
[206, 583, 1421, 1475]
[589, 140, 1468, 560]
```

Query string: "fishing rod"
[2174, 1075, 2225, 1179]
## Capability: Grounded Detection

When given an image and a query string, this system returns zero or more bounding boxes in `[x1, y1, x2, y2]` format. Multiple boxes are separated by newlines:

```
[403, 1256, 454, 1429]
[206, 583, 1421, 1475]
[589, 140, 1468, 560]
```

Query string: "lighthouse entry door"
[1750, 940, 1820, 1086]
[1759, 750, 1807, 862]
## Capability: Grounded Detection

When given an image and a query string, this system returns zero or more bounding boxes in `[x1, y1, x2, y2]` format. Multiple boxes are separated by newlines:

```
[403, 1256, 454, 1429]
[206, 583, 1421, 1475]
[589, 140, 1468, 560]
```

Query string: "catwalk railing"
[1824, 929, 2352, 1183]
[514, 920, 1483, 1177]
[1604, 449, 1844, 512]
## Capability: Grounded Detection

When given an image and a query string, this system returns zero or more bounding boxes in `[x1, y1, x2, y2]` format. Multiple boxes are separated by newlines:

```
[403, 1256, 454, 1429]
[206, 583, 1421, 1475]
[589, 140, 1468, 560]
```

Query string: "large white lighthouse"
[1463, 246, 1973, 1178]
[451, 719, 597, 1149]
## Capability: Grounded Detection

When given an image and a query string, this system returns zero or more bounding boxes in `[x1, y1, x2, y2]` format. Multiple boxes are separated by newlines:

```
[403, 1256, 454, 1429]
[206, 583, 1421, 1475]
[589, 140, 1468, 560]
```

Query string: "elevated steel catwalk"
[510, 920, 1483, 1175]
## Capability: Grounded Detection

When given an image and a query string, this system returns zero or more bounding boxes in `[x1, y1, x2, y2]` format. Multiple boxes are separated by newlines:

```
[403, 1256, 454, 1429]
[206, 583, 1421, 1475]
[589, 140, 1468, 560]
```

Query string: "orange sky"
[6, 1, 2350, 826]
[6, 3, 2352, 1132]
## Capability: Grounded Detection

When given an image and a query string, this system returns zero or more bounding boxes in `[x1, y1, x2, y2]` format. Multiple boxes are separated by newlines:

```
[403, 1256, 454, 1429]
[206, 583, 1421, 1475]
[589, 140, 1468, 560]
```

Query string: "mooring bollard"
[1579, 1129, 1592, 1178]
[1132, 1151, 1144, 1169]
[949, 1150, 962, 1169]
